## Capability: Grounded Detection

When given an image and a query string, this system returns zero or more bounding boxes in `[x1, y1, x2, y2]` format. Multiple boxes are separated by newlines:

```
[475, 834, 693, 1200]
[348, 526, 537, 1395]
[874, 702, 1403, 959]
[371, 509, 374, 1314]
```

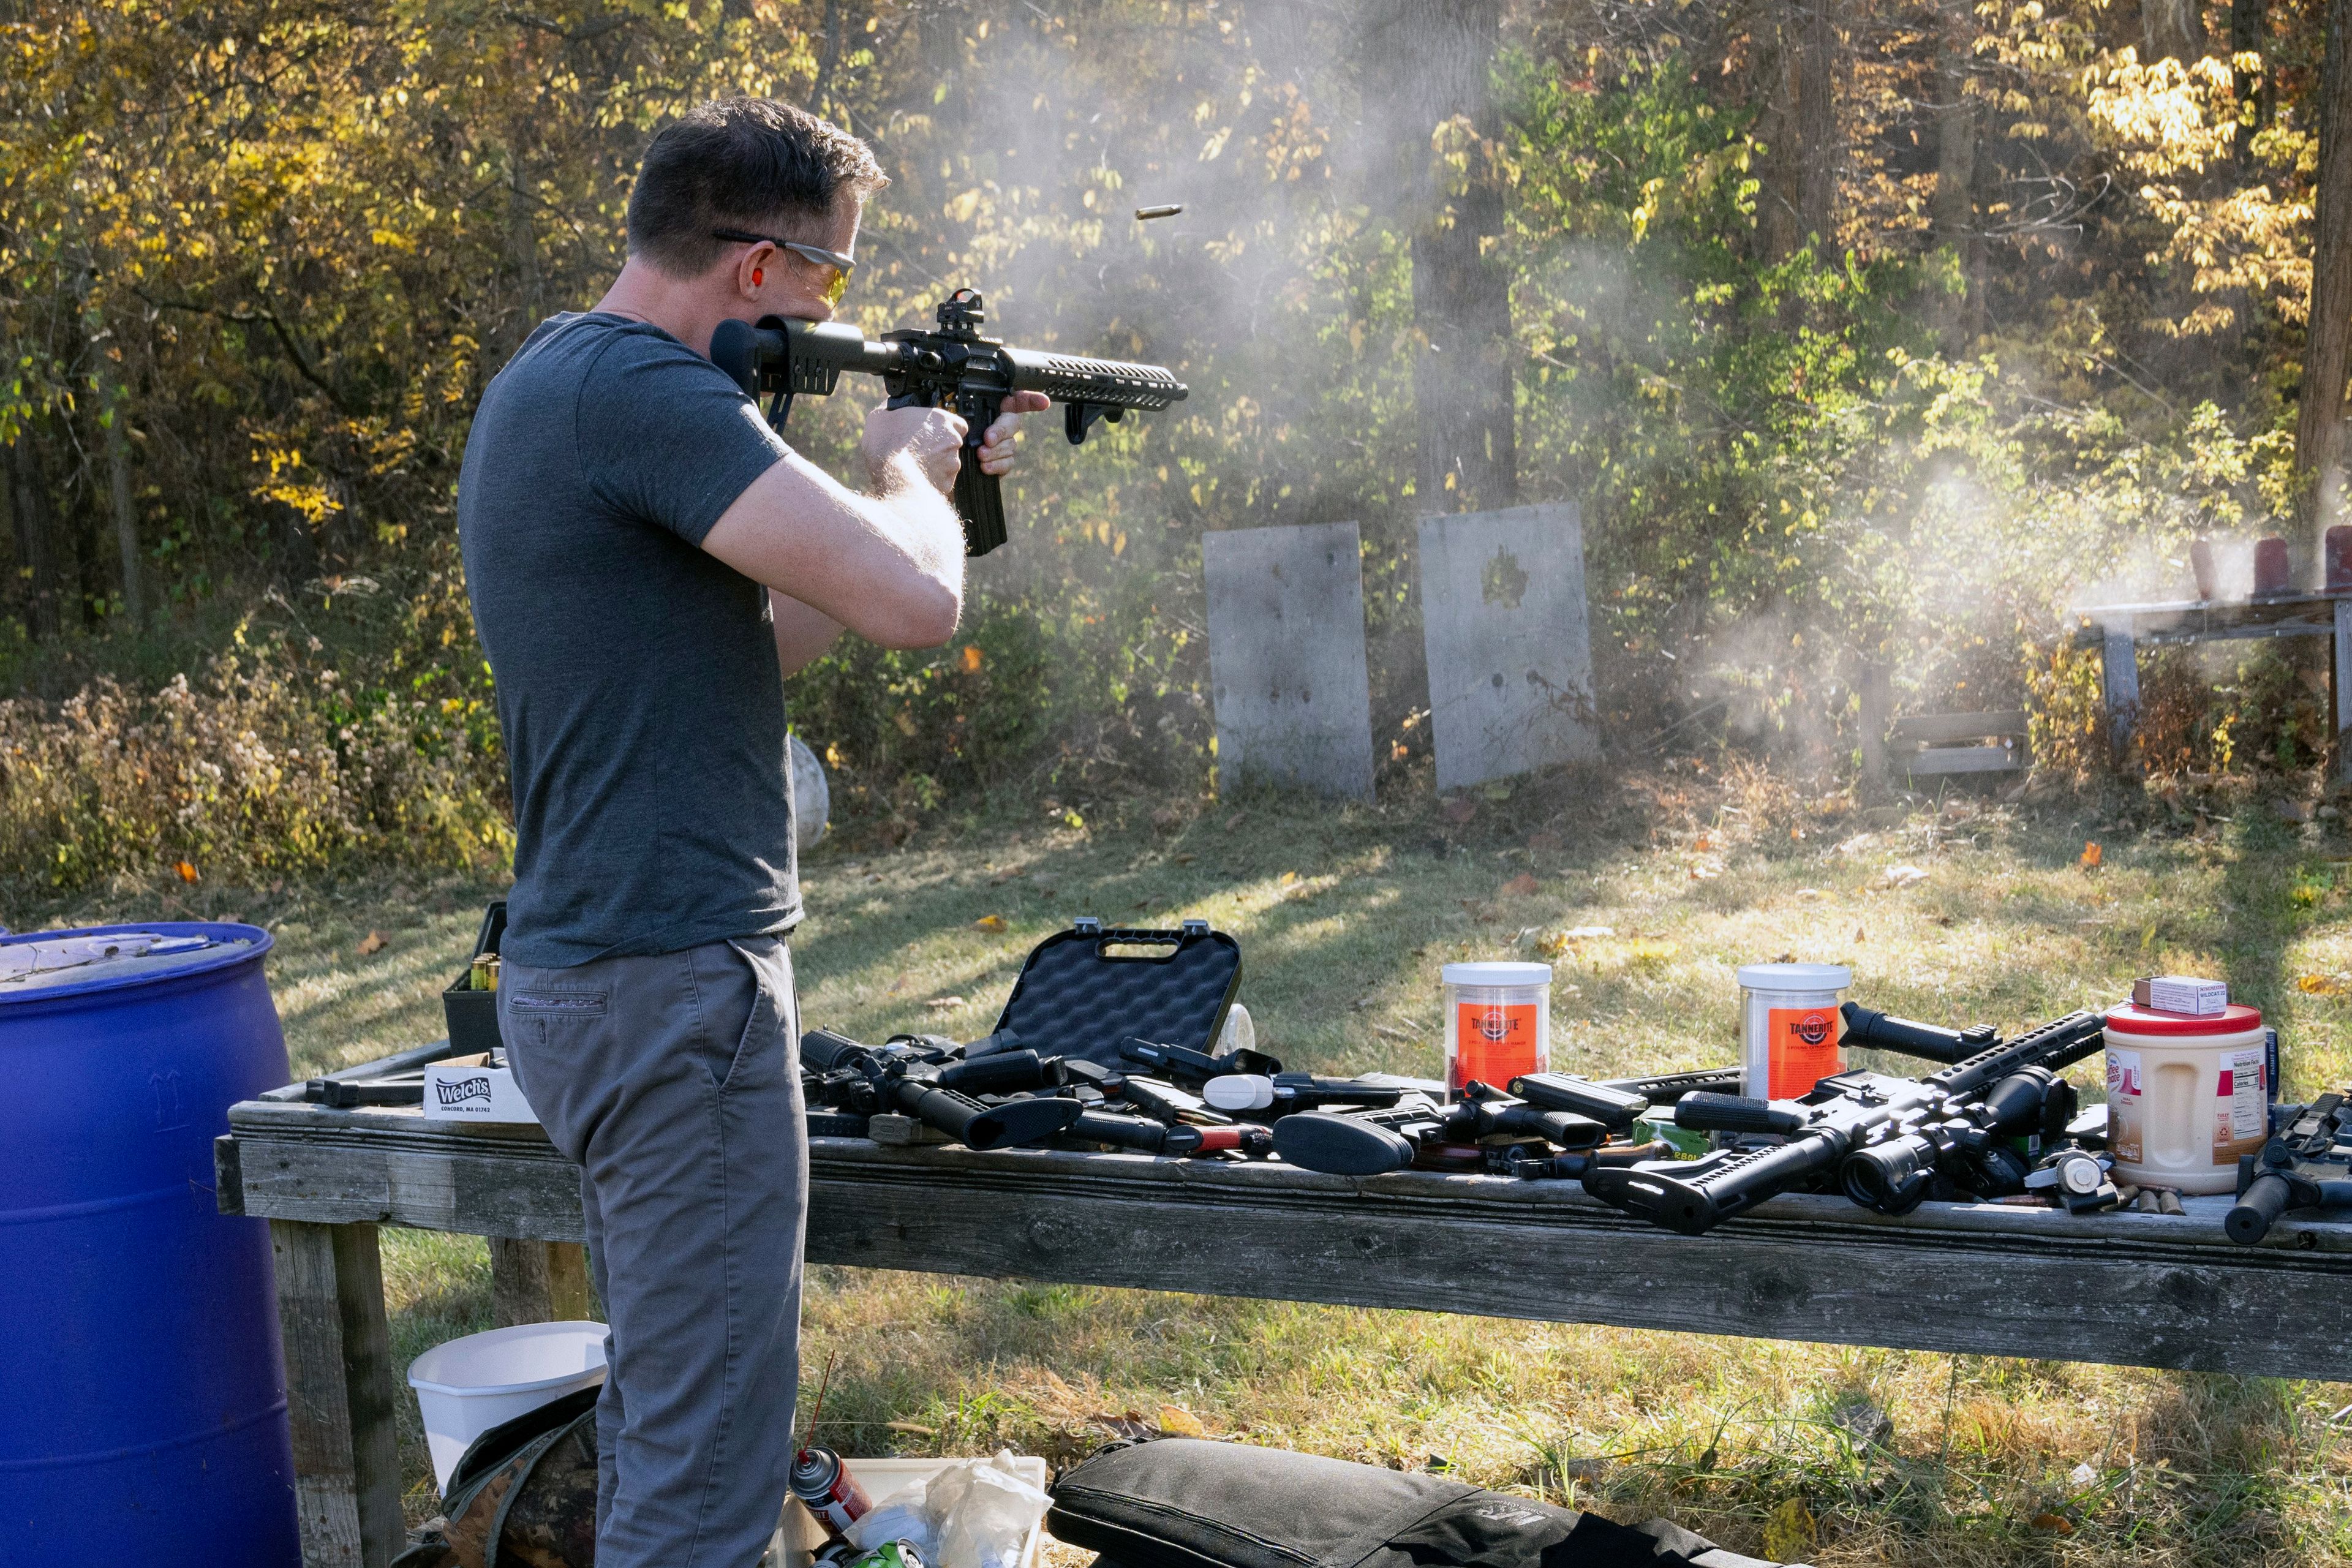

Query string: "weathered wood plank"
[1887, 710, 2029, 745]
[272, 1220, 404, 1568]
[2100, 624, 2141, 767]
[225, 1107, 2352, 1381]
[1902, 745, 2022, 776]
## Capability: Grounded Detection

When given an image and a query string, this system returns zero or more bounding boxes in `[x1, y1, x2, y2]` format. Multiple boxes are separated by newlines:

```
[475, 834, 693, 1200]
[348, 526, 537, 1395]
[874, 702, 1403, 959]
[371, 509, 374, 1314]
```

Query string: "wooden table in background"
[219, 1072, 2352, 1568]
[2070, 591, 2352, 775]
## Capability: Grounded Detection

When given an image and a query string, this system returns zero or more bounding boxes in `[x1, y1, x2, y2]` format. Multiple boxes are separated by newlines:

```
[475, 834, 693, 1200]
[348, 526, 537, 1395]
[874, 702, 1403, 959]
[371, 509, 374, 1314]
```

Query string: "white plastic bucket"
[1440, 961, 1551, 1101]
[1736, 963, 1851, 1099]
[407, 1320, 608, 1493]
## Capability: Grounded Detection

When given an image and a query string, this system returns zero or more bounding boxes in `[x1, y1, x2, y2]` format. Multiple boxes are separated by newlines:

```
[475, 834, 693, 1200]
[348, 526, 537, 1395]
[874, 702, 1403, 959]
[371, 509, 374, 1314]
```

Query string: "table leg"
[272, 1219, 404, 1568]
[2099, 624, 2140, 770]
[490, 1237, 594, 1325]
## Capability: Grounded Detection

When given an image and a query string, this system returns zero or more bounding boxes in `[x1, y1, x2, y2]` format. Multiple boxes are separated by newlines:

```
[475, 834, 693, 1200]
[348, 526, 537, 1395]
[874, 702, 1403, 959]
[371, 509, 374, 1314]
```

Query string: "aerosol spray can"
[790, 1446, 873, 1539]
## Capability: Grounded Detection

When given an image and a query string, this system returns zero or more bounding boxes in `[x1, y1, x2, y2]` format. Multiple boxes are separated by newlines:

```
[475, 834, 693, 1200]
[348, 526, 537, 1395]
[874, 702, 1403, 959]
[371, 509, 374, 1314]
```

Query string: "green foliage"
[0, 0, 2342, 889]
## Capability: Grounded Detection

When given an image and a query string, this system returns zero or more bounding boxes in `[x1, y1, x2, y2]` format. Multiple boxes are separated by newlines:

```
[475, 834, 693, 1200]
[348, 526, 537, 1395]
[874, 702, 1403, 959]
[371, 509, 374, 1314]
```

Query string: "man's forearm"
[771, 591, 845, 677]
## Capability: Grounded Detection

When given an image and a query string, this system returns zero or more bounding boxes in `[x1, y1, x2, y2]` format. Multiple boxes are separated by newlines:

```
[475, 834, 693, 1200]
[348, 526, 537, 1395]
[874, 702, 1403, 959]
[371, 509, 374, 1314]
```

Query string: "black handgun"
[800, 1028, 1080, 1150]
[710, 289, 1188, 555]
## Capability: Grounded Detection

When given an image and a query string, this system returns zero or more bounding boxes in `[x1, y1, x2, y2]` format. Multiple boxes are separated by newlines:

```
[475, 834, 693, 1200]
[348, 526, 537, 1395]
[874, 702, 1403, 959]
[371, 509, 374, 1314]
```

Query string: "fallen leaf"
[1156, 1404, 1207, 1438]
[924, 995, 967, 1011]
[1373, 1023, 1420, 1042]
[2299, 973, 2344, 995]
[1853, 924, 1868, 943]
[1883, 864, 1930, 888]
[174, 859, 198, 883]
[1280, 870, 1298, 886]
[2030, 1513, 2075, 1535]
[974, 914, 1008, 932]
[1174, 853, 1197, 865]
[1501, 873, 1539, 897]
[1694, 833, 1713, 852]
[1151, 805, 1183, 831]
[1794, 887, 1825, 899]
[959, 643, 984, 673]
[2277, 797, 2315, 823]
[1440, 796, 1477, 825]
[1224, 810, 1250, 830]
[1627, 939, 1679, 965]
[357, 930, 386, 956]
[1762, 1497, 1816, 1560]
[2079, 840, 2103, 870]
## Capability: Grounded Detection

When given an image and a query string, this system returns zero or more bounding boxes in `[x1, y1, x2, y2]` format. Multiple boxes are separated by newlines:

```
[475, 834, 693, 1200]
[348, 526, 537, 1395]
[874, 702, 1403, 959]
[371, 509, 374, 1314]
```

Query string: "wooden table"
[2069, 591, 2352, 775]
[218, 1091, 2352, 1568]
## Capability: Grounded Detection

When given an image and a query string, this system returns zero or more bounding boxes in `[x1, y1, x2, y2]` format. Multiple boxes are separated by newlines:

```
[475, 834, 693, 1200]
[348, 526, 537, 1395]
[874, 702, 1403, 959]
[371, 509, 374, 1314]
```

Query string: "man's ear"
[733, 242, 772, 300]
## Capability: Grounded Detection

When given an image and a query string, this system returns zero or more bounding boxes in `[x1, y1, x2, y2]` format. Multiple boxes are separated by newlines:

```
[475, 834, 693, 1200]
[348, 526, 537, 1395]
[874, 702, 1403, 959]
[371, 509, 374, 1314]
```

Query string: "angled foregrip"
[1674, 1092, 1806, 1137]
[1839, 1002, 1978, 1063]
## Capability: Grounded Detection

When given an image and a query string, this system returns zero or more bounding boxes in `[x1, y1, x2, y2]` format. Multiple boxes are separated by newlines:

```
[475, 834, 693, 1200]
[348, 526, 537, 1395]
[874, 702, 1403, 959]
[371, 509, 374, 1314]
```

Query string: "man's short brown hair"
[625, 98, 887, 277]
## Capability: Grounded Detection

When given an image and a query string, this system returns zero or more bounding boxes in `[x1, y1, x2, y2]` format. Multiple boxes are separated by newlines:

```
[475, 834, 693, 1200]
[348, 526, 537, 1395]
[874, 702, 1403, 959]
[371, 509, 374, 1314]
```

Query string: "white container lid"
[1736, 962, 1852, 991]
[1441, 961, 1553, 987]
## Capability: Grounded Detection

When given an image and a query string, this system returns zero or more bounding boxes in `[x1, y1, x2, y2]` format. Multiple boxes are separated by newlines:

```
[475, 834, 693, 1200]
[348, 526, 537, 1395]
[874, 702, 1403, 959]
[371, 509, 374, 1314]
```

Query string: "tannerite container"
[1738, 963, 1852, 1099]
[1441, 961, 1551, 1100]
[2104, 1001, 2269, 1194]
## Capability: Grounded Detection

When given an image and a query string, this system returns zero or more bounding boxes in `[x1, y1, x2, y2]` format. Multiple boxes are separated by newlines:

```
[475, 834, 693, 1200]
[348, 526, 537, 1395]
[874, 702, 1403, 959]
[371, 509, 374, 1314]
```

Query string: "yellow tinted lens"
[821, 266, 850, 306]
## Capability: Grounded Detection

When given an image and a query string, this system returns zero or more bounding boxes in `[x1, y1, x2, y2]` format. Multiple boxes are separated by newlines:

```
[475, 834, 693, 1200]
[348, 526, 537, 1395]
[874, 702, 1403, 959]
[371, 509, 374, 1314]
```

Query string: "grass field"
[39, 762, 2352, 1565]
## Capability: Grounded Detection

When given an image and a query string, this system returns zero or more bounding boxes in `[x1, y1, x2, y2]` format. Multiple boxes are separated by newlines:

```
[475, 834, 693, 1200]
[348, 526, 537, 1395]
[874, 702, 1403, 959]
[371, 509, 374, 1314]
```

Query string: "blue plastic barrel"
[0, 922, 301, 1565]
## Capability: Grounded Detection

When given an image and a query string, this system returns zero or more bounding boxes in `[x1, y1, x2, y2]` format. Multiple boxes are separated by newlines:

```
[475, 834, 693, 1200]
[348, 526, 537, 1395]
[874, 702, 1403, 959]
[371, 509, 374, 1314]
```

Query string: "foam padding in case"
[997, 922, 1242, 1066]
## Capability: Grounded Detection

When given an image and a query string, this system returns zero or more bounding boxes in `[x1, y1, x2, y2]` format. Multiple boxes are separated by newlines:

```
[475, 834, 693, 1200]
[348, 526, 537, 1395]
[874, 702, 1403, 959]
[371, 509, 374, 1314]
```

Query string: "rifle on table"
[2228, 1089, 2352, 1243]
[1583, 1010, 2108, 1235]
[711, 289, 1188, 556]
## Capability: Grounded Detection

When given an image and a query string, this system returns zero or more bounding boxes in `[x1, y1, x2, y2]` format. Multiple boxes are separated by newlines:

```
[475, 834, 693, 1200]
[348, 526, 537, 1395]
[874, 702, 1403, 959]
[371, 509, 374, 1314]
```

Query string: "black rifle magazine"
[995, 919, 1241, 1068]
[1047, 1437, 1783, 1568]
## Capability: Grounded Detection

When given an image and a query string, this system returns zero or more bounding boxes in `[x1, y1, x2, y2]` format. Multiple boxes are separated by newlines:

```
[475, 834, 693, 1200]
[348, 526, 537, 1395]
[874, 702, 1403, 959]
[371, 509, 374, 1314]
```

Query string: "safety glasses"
[711, 228, 856, 306]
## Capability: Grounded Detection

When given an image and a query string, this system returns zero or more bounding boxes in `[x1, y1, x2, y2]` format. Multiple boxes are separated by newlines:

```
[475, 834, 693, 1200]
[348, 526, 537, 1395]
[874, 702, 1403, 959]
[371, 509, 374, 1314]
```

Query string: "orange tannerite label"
[1453, 1002, 1540, 1094]
[1767, 1005, 1843, 1098]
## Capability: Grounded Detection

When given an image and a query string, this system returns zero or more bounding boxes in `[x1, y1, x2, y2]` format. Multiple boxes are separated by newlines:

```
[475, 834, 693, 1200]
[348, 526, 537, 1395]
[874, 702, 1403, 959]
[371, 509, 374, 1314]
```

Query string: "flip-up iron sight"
[710, 288, 1188, 556]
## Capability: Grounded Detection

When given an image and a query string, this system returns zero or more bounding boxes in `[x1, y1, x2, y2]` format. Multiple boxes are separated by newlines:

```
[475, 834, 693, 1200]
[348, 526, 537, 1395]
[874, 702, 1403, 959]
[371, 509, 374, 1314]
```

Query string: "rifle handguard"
[1838, 1002, 1990, 1064]
[1508, 1072, 1649, 1131]
[1673, 1093, 1806, 1137]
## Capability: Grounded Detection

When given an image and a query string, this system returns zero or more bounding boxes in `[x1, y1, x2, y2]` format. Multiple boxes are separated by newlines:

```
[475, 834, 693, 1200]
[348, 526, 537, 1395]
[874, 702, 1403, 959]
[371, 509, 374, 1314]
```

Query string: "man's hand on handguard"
[978, 391, 1052, 477]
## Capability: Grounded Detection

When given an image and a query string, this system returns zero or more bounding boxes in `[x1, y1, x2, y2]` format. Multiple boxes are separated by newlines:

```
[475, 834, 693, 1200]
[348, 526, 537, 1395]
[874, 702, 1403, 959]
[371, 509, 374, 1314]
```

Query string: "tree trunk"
[812, 0, 846, 110]
[2299, 0, 2352, 554]
[504, 143, 543, 361]
[1363, 0, 1516, 516]
[6, 432, 64, 640]
[96, 367, 141, 625]
[1755, 0, 1841, 261]
[2232, 0, 2268, 143]
[1930, 0, 1980, 350]
[2143, 0, 2205, 63]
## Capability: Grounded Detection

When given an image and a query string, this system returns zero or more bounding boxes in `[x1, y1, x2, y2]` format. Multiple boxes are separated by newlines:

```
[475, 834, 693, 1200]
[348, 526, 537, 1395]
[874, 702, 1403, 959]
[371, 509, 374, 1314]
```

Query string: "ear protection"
[752, 268, 764, 286]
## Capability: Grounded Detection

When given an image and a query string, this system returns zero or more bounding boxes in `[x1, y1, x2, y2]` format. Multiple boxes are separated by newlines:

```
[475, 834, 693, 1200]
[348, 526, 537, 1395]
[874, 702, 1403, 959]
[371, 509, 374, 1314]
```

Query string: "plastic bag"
[922, 1452, 1051, 1568]
[844, 1499, 935, 1558]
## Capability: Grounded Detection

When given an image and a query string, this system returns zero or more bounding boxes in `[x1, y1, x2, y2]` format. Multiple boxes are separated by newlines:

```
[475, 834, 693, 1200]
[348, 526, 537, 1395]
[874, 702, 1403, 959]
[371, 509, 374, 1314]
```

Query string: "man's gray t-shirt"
[459, 312, 798, 967]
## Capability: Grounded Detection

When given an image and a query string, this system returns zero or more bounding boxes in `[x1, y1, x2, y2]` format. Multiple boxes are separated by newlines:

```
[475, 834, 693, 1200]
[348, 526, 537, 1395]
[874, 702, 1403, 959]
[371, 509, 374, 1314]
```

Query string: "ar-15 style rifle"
[2228, 1088, 2352, 1243]
[1583, 1010, 2108, 1235]
[1270, 1084, 1607, 1176]
[710, 289, 1188, 556]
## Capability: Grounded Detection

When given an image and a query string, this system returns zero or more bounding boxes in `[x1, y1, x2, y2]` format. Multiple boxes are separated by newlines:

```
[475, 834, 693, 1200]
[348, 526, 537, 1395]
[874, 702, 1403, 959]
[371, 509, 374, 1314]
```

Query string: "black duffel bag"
[1046, 1438, 1788, 1568]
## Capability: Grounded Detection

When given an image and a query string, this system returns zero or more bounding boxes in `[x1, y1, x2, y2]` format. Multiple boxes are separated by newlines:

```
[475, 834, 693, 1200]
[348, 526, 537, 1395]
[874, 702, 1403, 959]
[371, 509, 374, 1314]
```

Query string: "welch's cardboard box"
[422, 1053, 539, 1125]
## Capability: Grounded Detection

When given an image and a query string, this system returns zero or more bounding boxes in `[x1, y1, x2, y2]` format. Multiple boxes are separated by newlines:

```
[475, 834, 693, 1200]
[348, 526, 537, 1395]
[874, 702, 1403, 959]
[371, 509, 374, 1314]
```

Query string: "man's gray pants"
[500, 936, 806, 1568]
